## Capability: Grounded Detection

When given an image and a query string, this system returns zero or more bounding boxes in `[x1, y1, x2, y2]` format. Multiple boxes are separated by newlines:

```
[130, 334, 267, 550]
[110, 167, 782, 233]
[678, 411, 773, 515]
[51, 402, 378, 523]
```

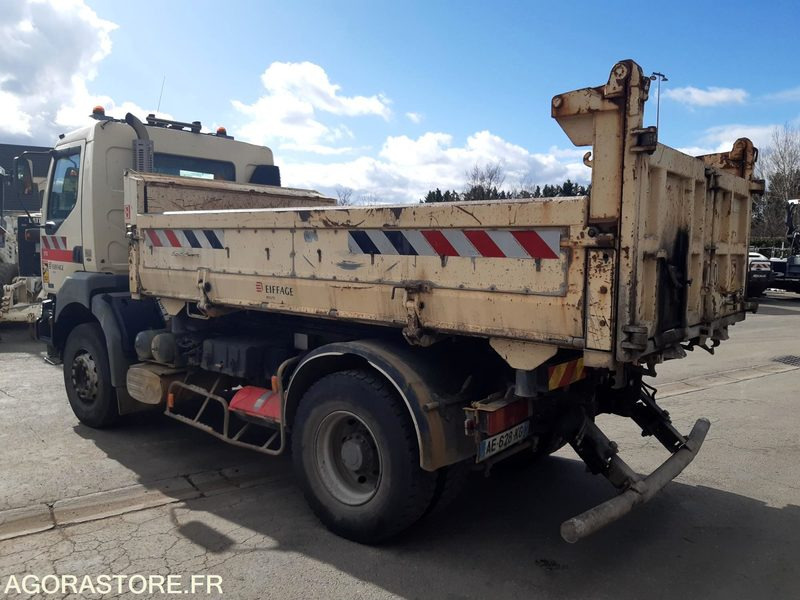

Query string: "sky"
[1, 0, 798, 203]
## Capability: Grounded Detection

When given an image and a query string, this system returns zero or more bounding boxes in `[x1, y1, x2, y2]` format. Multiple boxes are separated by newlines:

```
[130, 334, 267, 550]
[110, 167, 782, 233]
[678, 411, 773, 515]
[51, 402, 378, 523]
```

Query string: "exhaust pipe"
[125, 113, 154, 172]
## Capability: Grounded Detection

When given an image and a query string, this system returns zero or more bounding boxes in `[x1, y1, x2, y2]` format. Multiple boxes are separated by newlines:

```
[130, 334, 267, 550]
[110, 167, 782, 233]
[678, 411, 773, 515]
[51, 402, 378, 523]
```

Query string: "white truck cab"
[41, 110, 278, 293]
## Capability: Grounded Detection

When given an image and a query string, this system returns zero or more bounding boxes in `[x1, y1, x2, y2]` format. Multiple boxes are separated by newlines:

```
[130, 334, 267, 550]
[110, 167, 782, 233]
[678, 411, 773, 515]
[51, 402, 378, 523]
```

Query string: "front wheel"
[63, 322, 118, 428]
[292, 369, 436, 543]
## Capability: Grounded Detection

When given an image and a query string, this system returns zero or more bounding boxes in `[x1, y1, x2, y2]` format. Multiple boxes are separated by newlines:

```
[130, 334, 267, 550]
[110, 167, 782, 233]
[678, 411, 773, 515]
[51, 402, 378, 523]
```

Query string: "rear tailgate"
[553, 60, 761, 364]
[618, 142, 755, 360]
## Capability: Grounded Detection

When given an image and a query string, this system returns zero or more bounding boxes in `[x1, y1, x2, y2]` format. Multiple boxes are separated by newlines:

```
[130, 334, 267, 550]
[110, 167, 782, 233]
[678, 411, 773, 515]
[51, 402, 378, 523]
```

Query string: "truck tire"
[292, 369, 436, 543]
[423, 460, 470, 517]
[63, 322, 119, 428]
[0, 263, 18, 287]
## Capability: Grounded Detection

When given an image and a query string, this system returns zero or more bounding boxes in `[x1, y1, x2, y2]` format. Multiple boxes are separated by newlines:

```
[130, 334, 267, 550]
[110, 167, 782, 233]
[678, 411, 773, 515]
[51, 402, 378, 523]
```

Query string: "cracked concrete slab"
[1, 295, 799, 599]
[53, 477, 201, 526]
[658, 381, 702, 398]
[187, 471, 238, 497]
[658, 362, 799, 398]
[752, 362, 798, 374]
[0, 504, 53, 541]
[0, 326, 287, 513]
[220, 461, 292, 489]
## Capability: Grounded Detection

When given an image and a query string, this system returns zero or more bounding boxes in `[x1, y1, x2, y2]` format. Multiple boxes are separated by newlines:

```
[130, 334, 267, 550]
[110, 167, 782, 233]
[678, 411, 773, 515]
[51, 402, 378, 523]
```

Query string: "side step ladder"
[163, 357, 297, 456]
[563, 382, 710, 543]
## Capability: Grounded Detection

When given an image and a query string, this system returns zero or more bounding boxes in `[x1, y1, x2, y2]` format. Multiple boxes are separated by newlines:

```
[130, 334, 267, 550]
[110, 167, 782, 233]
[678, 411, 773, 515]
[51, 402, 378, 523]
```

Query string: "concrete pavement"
[1, 292, 799, 599]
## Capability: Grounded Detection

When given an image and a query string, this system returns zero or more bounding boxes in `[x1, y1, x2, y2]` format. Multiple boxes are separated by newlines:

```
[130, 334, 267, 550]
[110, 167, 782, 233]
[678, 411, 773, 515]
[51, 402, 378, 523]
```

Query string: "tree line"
[421, 180, 589, 203]
[420, 163, 589, 204]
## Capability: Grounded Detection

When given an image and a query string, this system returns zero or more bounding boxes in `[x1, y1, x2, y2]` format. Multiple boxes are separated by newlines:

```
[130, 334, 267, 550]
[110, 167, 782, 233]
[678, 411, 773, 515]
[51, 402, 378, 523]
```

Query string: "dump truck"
[0, 144, 51, 325]
[38, 60, 763, 544]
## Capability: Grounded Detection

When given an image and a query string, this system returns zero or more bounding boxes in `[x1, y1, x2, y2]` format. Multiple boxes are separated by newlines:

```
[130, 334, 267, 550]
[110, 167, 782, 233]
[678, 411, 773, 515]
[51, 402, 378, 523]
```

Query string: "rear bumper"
[561, 418, 710, 543]
[747, 271, 773, 284]
[770, 276, 800, 292]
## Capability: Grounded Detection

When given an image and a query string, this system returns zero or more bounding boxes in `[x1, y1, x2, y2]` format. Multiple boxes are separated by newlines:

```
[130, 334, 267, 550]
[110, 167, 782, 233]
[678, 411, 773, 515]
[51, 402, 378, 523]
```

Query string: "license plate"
[751, 273, 767, 278]
[477, 421, 530, 462]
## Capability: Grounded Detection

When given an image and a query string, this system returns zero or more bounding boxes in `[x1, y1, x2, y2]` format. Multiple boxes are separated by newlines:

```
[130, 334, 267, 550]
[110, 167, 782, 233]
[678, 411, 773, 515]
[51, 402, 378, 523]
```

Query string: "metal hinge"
[393, 283, 438, 347]
[630, 127, 658, 154]
[620, 324, 648, 351]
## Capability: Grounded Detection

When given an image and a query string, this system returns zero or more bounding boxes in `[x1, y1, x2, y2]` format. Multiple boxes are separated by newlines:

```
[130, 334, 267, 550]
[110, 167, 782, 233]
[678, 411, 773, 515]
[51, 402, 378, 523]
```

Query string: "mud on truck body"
[38, 61, 763, 544]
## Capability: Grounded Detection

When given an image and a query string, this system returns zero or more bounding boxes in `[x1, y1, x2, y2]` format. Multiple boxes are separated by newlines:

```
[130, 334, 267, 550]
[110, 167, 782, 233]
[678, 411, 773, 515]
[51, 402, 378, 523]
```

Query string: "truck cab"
[39, 111, 279, 294]
[36, 110, 284, 373]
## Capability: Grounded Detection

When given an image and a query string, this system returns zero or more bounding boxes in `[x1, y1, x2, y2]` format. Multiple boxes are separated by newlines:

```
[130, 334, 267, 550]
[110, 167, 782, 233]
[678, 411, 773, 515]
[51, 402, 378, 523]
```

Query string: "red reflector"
[229, 386, 281, 422]
[482, 399, 530, 436]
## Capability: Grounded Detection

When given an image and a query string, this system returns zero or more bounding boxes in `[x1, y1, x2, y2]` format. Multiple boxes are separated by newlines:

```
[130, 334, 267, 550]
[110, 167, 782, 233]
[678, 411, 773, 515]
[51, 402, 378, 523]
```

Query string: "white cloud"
[677, 121, 798, 157]
[699, 123, 777, 151]
[232, 62, 391, 155]
[230, 61, 589, 200]
[0, 85, 31, 136]
[663, 86, 748, 107]
[764, 87, 800, 103]
[0, 0, 121, 143]
[279, 130, 590, 204]
[675, 145, 717, 157]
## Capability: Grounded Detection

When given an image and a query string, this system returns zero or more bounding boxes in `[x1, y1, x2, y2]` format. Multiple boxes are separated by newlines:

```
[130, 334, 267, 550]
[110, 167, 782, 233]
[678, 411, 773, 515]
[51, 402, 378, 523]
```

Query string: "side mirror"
[12, 156, 37, 200]
[44, 221, 57, 235]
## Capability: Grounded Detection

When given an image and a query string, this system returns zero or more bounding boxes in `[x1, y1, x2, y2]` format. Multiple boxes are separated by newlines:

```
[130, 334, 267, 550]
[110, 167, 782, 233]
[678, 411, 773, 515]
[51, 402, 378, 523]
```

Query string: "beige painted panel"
[141, 231, 573, 295]
[137, 268, 585, 345]
[136, 195, 587, 231]
[132, 195, 590, 346]
[585, 250, 614, 351]
[126, 171, 334, 214]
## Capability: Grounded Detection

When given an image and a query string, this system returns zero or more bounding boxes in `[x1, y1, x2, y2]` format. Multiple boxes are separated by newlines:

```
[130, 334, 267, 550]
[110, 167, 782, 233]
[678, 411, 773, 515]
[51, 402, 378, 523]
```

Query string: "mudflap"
[562, 381, 710, 543]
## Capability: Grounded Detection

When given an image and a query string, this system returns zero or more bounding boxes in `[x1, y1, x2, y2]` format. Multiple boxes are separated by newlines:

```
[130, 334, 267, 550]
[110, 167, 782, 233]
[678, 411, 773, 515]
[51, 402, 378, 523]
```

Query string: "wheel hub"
[314, 411, 382, 506]
[341, 435, 373, 471]
[71, 352, 99, 403]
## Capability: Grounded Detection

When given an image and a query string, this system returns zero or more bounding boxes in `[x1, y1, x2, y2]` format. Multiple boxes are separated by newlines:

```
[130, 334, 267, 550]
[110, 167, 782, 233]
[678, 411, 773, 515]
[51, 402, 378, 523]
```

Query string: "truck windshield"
[153, 153, 235, 181]
[47, 149, 81, 221]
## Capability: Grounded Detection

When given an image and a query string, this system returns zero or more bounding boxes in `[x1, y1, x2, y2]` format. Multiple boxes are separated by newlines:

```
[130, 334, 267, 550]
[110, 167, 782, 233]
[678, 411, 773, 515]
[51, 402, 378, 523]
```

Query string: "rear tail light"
[473, 397, 531, 436]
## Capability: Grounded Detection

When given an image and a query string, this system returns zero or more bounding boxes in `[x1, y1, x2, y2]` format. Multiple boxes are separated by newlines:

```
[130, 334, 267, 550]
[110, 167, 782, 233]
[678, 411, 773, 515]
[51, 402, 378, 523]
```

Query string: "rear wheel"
[424, 460, 471, 517]
[292, 369, 436, 543]
[63, 322, 119, 428]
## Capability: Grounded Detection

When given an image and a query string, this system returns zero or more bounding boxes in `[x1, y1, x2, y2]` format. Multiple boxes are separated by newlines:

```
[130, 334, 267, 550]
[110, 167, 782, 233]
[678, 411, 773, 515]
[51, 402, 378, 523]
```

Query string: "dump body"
[126, 62, 760, 370]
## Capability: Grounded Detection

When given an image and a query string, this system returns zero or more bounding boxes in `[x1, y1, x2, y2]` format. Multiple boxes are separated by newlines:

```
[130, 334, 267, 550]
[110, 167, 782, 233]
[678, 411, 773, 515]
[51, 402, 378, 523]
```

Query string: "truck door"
[41, 144, 85, 292]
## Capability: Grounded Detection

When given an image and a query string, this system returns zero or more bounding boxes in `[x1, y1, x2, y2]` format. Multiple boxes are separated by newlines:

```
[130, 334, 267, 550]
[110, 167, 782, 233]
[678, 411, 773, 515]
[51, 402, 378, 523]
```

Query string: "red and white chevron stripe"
[347, 228, 561, 259]
[144, 229, 225, 250]
[41, 235, 73, 262]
